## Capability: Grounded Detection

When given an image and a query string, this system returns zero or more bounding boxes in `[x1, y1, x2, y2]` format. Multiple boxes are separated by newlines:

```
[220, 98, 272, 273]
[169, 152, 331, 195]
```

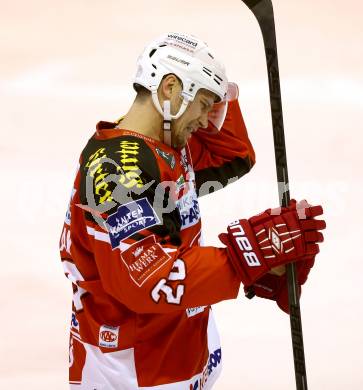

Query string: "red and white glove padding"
[246, 254, 315, 313]
[219, 200, 326, 306]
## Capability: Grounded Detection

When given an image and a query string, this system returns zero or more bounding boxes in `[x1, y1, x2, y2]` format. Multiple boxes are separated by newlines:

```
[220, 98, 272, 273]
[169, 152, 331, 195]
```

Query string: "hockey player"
[59, 32, 326, 389]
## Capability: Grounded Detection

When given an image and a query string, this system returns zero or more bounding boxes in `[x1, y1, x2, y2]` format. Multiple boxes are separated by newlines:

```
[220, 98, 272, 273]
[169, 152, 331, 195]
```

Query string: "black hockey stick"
[240, 1, 308, 389]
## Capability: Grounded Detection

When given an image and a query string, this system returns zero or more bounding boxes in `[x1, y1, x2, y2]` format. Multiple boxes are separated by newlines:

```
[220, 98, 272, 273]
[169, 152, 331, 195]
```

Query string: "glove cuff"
[225, 219, 269, 286]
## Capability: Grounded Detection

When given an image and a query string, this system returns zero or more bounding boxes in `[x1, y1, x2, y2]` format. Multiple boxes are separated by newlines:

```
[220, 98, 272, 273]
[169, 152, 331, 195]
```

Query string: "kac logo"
[100, 331, 117, 343]
[98, 325, 119, 349]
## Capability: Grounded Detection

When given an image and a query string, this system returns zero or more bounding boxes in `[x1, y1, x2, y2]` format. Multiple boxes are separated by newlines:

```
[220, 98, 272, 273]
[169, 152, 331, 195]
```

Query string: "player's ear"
[158, 74, 181, 100]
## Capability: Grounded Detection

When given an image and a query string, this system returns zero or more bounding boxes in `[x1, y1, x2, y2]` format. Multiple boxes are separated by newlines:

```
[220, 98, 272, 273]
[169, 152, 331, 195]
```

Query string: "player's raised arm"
[188, 82, 256, 195]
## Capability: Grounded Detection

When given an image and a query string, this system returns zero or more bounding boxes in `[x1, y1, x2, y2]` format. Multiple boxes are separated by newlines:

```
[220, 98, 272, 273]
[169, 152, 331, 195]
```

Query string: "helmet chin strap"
[163, 100, 172, 146]
[151, 89, 190, 147]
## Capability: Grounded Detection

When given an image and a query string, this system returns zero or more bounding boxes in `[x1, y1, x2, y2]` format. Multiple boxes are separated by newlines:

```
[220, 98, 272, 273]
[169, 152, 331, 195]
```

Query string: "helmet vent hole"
[152, 64, 157, 69]
[213, 78, 221, 85]
[149, 49, 157, 58]
[159, 44, 167, 47]
[208, 52, 214, 59]
[214, 74, 222, 82]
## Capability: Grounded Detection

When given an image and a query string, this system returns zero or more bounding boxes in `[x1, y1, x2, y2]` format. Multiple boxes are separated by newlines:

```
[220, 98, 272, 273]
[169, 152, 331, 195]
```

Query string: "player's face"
[171, 89, 216, 149]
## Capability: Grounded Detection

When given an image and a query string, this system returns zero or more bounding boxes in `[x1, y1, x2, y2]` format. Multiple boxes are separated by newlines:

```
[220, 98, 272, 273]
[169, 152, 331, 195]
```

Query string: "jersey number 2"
[151, 259, 186, 305]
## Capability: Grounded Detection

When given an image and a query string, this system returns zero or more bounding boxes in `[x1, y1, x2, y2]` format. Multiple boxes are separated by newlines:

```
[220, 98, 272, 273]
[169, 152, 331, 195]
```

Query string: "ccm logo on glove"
[228, 220, 261, 267]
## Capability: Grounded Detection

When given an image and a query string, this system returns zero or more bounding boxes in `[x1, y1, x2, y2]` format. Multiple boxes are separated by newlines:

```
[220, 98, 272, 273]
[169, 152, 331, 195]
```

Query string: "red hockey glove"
[219, 200, 325, 288]
[246, 254, 315, 314]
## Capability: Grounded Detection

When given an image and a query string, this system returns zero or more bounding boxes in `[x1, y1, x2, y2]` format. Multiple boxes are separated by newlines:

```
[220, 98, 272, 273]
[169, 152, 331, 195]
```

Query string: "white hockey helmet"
[133, 32, 229, 126]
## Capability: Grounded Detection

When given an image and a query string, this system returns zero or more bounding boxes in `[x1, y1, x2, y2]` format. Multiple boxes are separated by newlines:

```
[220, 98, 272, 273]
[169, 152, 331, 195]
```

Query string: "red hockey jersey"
[59, 99, 255, 389]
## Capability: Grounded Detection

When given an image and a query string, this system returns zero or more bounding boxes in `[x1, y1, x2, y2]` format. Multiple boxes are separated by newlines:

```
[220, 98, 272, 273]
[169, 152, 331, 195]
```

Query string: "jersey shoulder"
[78, 123, 182, 242]
[79, 129, 158, 210]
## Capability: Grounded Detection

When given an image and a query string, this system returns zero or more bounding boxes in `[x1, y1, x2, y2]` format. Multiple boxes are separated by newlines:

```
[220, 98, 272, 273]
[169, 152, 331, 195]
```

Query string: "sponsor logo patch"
[117, 140, 144, 189]
[189, 347, 222, 389]
[156, 147, 176, 169]
[106, 198, 160, 249]
[186, 306, 207, 318]
[176, 188, 200, 229]
[99, 325, 119, 348]
[167, 33, 198, 49]
[121, 235, 171, 287]
[176, 175, 185, 192]
[167, 54, 190, 66]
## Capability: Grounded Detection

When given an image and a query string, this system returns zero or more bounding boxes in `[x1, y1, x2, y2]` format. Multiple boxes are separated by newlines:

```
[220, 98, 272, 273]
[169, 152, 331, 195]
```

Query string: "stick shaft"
[266, 42, 308, 389]
[241, 1, 308, 388]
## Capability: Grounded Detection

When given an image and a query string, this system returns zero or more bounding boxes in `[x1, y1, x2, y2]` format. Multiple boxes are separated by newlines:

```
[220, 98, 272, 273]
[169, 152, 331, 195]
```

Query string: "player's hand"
[218, 199, 326, 288]
[245, 254, 316, 314]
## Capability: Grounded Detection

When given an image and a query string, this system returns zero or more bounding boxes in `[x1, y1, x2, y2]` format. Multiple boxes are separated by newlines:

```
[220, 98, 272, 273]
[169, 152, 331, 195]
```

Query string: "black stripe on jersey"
[195, 156, 254, 197]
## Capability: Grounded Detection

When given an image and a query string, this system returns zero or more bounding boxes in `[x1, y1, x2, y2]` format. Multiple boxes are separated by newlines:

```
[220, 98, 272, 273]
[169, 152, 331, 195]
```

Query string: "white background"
[0, 0, 362, 388]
